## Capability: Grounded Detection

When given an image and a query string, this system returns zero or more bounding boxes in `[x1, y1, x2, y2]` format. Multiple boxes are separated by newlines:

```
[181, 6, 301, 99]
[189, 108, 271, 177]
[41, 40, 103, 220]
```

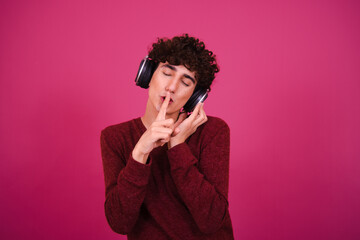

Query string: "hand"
[132, 92, 177, 164]
[168, 102, 207, 149]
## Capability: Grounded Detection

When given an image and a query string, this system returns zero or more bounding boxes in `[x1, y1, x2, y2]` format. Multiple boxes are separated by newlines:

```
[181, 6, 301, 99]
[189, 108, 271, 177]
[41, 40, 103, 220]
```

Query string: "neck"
[141, 98, 180, 129]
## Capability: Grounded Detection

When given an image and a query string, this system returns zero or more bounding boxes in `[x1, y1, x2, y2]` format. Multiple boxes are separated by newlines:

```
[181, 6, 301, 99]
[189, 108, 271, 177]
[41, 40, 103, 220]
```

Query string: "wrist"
[132, 147, 149, 164]
[168, 138, 184, 149]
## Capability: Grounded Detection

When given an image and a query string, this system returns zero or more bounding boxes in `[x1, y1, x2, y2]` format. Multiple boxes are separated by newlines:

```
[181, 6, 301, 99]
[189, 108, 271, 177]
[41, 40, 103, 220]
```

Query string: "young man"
[100, 34, 234, 239]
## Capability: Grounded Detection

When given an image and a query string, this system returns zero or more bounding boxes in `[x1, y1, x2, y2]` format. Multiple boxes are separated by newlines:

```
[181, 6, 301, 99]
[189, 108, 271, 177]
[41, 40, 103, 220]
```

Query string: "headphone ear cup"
[135, 57, 157, 89]
[183, 88, 208, 112]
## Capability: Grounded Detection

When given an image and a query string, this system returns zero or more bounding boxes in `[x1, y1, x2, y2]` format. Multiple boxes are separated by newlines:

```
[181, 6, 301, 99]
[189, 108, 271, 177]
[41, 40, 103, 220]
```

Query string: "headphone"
[135, 56, 208, 112]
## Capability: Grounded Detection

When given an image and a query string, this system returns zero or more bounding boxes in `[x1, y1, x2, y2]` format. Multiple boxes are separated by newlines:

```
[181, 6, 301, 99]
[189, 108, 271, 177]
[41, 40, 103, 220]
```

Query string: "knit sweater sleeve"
[100, 129, 151, 234]
[167, 120, 231, 234]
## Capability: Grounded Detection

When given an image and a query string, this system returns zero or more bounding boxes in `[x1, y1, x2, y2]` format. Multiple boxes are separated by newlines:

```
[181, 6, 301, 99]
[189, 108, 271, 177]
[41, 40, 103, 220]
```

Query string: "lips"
[161, 96, 174, 103]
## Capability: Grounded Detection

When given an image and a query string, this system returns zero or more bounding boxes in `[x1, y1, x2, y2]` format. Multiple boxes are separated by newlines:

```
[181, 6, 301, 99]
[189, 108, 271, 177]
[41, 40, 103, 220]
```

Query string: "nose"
[165, 76, 179, 93]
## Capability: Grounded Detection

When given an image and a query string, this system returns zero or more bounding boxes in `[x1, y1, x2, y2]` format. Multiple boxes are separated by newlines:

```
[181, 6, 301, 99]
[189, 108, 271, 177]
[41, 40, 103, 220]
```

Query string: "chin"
[155, 102, 162, 112]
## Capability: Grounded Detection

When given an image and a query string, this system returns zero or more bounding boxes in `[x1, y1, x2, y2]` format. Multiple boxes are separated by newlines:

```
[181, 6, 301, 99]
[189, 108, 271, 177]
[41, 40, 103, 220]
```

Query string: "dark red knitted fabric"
[100, 116, 234, 240]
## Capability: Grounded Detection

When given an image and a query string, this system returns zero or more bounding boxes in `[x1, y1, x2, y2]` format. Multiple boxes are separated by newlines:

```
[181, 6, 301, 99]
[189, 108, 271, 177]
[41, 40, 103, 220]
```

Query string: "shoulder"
[190, 116, 230, 155]
[194, 116, 230, 142]
[202, 116, 230, 133]
[101, 118, 138, 139]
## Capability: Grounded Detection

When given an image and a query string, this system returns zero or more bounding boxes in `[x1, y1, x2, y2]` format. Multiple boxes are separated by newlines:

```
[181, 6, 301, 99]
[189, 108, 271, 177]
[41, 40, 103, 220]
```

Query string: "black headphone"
[135, 56, 208, 112]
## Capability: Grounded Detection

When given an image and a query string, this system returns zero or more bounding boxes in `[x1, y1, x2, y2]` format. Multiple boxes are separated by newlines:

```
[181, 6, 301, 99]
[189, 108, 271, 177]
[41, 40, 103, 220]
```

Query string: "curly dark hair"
[148, 34, 219, 91]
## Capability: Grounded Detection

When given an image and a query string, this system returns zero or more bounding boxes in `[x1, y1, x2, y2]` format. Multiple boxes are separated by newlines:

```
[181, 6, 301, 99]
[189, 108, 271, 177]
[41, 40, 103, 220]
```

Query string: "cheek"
[148, 84, 158, 103]
[148, 76, 161, 93]
[150, 76, 165, 91]
[179, 88, 195, 102]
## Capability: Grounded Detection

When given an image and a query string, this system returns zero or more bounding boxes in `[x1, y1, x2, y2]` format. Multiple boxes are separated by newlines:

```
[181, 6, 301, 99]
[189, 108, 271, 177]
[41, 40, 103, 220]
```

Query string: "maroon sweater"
[100, 116, 234, 240]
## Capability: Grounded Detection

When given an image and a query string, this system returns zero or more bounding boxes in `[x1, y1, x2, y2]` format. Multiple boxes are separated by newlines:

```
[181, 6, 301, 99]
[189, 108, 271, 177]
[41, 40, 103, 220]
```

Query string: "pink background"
[1, 0, 359, 239]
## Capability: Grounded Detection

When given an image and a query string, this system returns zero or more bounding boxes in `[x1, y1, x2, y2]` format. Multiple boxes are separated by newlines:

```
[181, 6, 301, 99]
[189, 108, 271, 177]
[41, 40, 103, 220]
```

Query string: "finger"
[193, 114, 207, 128]
[152, 118, 175, 128]
[152, 127, 173, 135]
[193, 105, 207, 126]
[171, 127, 181, 137]
[188, 102, 202, 121]
[152, 132, 171, 143]
[156, 92, 171, 121]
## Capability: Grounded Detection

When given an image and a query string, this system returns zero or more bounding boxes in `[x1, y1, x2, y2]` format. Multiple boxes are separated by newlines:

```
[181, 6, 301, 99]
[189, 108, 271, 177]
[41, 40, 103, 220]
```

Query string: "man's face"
[148, 62, 197, 114]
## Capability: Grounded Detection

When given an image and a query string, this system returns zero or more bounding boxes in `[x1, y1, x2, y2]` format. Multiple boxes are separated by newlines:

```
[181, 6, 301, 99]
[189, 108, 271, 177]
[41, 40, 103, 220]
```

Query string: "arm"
[100, 93, 176, 234]
[167, 122, 231, 234]
[100, 130, 151, 234]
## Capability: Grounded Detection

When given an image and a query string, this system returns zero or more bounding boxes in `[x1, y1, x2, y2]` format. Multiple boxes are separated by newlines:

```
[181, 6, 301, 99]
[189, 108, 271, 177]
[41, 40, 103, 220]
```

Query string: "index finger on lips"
[156, 92, 171, 121]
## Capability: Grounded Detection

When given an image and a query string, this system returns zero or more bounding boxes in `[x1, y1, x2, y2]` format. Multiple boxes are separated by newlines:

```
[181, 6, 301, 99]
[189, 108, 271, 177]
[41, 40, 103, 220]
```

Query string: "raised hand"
[168, 102, 207, 149]
[132, 92, 177, 164]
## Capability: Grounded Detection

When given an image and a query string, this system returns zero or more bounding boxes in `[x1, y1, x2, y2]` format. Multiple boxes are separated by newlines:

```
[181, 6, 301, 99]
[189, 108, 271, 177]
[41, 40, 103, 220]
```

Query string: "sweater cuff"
[167, 143, 198, 170]
[119, 155, 152, 187]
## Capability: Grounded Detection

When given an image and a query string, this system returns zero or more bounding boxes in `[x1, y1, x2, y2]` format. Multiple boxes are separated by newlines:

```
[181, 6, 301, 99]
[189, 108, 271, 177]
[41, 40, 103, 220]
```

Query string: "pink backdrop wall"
[1, 0, 359, 239]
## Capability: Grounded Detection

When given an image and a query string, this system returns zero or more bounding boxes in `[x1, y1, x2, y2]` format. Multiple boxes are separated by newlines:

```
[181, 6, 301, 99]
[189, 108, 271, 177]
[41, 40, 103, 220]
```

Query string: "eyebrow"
[162, 64, 196, 84]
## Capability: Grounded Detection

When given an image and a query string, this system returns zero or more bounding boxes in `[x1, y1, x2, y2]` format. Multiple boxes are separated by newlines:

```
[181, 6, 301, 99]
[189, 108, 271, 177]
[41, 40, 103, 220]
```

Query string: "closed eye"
[163, 72, 171, 76]
[182, 80, 190, 87]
